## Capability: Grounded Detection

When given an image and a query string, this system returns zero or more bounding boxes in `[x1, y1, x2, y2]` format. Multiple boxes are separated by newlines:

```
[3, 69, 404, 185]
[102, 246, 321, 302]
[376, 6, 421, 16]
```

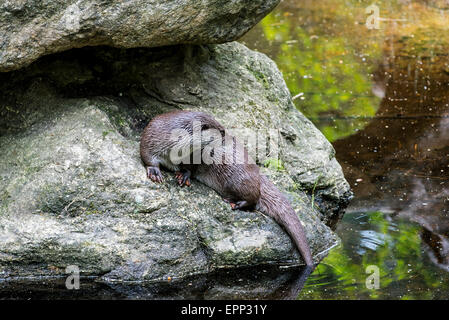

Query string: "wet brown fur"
[140, 110, 313, 266]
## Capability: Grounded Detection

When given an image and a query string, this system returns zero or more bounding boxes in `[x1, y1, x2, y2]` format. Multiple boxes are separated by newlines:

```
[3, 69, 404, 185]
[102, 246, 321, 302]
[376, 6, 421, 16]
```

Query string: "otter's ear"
[201, 124, 225, 136]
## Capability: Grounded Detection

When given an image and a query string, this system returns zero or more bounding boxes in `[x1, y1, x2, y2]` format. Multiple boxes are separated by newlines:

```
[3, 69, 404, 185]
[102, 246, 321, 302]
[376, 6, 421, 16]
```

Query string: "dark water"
[0, 266, 312, 300]
[2, 0, 449, 300]
[241, 0, 449, 299]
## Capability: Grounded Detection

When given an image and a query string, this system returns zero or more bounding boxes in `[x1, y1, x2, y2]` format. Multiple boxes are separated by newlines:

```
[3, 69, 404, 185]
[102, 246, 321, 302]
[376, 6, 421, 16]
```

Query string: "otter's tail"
[256, 175, 313, 266]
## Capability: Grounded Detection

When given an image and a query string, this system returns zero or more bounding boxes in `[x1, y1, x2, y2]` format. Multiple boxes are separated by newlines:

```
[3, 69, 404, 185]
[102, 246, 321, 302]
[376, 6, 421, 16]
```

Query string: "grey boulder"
[0, 0, 280, 72]
[0, 42, 350, 281]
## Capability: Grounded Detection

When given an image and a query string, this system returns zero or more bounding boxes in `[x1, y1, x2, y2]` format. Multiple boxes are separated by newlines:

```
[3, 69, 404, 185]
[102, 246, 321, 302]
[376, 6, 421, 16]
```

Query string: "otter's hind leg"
[223, 197, 255, 211]
[230, 200, 252, 210]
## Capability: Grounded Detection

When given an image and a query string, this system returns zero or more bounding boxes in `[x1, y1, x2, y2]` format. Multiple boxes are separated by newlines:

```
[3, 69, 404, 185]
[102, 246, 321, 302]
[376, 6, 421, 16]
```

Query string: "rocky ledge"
[0, 42, 351, 282]
[0, 0, 280, 72]
[0, 0, 351, 283]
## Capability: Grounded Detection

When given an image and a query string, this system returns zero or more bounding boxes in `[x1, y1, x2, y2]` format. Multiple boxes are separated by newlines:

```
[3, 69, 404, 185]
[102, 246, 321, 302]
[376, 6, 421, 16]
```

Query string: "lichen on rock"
[0, 0, 280, 72]
[0, 41, 351, 282]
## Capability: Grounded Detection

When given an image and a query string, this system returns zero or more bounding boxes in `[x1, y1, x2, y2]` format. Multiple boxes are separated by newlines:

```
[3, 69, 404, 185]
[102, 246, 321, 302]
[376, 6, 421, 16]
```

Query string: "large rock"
[0, 42, 350, 281]
[0, 0, 280, 72]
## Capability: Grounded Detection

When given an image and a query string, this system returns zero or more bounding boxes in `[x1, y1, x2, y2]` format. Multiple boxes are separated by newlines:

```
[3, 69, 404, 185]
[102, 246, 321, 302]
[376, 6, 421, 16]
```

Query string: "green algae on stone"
[0, 42, 348, 282]
[0, 0, 281, 72]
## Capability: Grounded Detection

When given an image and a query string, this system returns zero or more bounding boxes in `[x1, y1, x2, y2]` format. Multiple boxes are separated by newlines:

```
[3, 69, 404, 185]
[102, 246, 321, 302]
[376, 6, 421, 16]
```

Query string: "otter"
[140, 110, 314, 267]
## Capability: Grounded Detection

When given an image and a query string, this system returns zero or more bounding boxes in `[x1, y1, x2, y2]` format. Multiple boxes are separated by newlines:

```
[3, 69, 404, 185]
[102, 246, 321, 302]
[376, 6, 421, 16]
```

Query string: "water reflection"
[300, 211, 449, 299]
[332, 20, 449, 278]
[0, 266, 313, 300]
[242, 0, 383, 142]
[241, 0, 449, 299]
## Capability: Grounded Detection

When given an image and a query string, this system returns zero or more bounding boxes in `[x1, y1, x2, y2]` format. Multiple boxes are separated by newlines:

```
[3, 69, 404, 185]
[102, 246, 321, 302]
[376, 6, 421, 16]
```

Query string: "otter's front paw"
[147, 166, 163, 183]
[175, 170, 191, 187]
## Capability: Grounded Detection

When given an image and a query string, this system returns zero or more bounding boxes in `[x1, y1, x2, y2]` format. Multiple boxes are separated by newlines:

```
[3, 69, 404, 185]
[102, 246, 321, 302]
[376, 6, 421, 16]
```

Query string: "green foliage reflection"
[249, 1, 383, 141]
[299, 212, 449, 299]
